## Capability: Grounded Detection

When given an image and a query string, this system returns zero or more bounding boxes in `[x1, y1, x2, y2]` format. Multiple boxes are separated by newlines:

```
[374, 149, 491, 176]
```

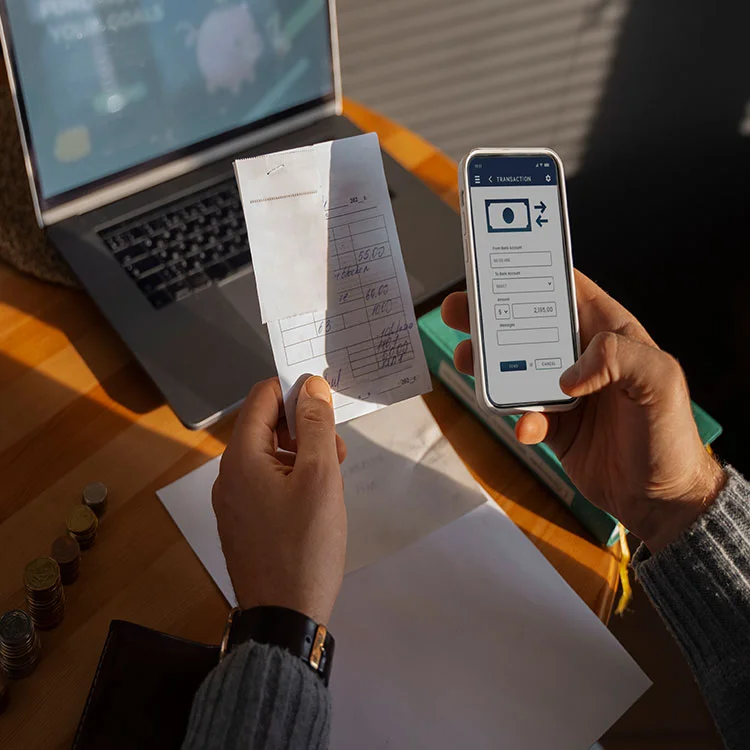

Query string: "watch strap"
[222, 606, 334, 685]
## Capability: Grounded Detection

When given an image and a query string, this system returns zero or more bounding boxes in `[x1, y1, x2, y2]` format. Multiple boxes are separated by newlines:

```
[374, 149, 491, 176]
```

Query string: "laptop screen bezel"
[0, 0, 342, 226]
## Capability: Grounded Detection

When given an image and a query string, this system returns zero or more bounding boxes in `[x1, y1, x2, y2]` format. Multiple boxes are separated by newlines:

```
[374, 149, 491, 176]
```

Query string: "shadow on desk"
[424, 386, 614, 619]
[1, 268, 164, 417]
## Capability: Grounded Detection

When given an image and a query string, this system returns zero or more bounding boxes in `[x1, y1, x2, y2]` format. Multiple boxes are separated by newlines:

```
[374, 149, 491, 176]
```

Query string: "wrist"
[643, 456, 726, 554]
[221, 606, 335, 685]
[235, 589, 333, 626]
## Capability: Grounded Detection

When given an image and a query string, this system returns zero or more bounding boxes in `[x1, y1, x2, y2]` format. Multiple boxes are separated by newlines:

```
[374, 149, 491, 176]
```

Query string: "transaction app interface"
[468, 155, 576, 406]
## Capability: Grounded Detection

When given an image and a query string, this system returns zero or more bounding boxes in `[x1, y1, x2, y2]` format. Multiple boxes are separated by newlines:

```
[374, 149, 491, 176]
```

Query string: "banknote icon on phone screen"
[485, 199, 531, 233]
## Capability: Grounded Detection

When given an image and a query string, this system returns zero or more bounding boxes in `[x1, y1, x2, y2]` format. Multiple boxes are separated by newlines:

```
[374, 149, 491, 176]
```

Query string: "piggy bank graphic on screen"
[188, 3, 265, 95]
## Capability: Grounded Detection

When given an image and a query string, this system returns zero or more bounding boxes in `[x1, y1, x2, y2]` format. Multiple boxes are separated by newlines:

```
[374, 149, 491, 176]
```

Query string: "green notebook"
[418, 307, 723, 546]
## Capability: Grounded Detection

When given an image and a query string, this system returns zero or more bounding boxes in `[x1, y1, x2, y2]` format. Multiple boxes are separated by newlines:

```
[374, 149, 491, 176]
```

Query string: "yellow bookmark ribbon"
[614, 523, 632, 616]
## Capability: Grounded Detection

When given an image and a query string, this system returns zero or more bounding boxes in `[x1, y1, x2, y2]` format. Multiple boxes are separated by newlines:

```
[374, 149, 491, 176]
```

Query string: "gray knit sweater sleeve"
[181, 641, 330, 750]
[632, 465, 750, 750]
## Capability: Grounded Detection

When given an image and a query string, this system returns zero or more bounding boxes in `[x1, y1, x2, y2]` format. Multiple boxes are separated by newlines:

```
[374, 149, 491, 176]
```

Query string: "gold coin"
[23, 558, 60, 592]
[66, 505, 97, 534]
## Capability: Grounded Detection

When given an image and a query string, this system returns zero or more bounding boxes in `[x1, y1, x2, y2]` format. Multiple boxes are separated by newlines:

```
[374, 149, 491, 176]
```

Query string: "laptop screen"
[3, 1, 335, 205]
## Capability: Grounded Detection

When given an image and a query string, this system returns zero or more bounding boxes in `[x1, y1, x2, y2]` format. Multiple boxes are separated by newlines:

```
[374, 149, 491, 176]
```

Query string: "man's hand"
[442, 271, 726, 553]
[212, 377, 347, 624]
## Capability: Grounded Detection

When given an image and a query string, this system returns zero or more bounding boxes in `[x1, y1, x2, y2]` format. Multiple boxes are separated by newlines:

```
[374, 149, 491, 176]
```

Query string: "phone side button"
[461, 212, 468, 262]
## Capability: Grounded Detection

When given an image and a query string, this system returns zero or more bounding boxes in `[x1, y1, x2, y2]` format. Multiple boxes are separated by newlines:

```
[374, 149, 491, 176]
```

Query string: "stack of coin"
[0, 674, 8, 714]
[82, 481, 108, 518]
[66, 505, 98, 550]
[51, 535, 81, 585]
[24, 558, 65, 631]
[0, 610, 40, 679]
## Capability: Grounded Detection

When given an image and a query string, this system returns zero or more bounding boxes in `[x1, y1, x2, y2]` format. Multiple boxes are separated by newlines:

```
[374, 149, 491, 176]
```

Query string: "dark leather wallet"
[72, 620, 219, 750]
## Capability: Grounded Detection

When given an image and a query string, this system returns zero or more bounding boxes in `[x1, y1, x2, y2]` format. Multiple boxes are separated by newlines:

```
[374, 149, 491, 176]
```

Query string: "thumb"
[295, 376, 340, 473]
[560, 331, 681, 403]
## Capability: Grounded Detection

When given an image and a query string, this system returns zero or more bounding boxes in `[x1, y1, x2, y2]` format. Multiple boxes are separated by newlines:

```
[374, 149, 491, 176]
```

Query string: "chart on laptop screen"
[4, 0, 334, 200]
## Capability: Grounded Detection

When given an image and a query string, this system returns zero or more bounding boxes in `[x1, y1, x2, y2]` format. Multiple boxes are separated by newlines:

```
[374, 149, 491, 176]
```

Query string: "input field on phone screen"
[490, 252, 552, 268]
[492, 277, 554, 294]
[496, 327, 560, 345]
[512, 302, 557, 318]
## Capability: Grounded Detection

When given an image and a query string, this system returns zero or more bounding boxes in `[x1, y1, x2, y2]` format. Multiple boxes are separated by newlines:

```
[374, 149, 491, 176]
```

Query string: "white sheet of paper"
[157, 398, 485, 605]
[235, 133, 431, 431]
[332, 397, 485, 573]
[329, 502, 651, 750]
[157, 403, 650, 747]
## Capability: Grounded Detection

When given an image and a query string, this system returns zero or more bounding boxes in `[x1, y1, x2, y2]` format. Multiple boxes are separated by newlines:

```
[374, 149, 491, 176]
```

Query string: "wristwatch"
[220, 606, 335, 686]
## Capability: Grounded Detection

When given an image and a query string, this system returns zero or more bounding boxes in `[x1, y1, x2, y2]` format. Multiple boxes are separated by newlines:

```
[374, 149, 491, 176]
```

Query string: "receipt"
[235, 133, 432, 430]
[234, 147, 328, 322]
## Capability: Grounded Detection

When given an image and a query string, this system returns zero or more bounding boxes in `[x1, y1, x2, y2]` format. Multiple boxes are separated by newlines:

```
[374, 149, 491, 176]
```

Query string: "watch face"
[219, 607, 241, 661]
[309, 624, 329, 671]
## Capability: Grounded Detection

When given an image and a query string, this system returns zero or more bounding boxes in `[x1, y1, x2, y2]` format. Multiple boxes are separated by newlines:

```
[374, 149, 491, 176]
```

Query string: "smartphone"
[458, 148, 580, 415]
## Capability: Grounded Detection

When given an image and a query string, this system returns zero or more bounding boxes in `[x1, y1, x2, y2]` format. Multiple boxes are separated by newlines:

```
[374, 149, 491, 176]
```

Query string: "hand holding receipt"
[234, 134, 431, 429]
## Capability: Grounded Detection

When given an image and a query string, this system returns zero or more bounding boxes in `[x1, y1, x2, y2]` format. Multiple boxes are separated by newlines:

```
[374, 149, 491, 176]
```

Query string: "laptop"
[0, 1, 463, 429]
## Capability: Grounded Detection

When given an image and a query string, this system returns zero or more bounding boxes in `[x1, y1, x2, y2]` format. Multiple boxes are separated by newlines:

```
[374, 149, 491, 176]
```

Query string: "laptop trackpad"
[220, 271, 266, 334]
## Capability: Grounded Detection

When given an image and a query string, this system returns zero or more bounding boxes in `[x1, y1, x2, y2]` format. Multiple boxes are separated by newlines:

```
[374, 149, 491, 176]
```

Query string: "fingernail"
[305, 376, 332, 403]
[560, 362, 580, 390]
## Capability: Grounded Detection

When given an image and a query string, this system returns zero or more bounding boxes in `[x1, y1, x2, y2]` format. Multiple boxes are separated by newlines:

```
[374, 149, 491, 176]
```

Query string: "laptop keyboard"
[99, 178, 251, 310]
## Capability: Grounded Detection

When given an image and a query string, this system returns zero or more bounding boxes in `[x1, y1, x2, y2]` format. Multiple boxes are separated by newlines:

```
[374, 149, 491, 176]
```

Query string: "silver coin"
[0, 611, 33, 646]
[82, 481, 108, 507]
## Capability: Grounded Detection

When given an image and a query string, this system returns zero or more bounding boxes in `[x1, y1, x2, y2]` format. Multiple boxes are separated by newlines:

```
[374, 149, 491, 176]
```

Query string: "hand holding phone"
[458, 148, 580, 415]
[443, 268, 727, 553]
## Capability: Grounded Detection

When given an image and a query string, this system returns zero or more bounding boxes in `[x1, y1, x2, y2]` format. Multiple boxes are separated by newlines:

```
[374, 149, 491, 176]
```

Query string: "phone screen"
[467, 153, 577, 408]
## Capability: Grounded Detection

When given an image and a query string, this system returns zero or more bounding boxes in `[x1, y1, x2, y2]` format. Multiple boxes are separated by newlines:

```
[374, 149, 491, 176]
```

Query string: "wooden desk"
[0, 102, 618, 748]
